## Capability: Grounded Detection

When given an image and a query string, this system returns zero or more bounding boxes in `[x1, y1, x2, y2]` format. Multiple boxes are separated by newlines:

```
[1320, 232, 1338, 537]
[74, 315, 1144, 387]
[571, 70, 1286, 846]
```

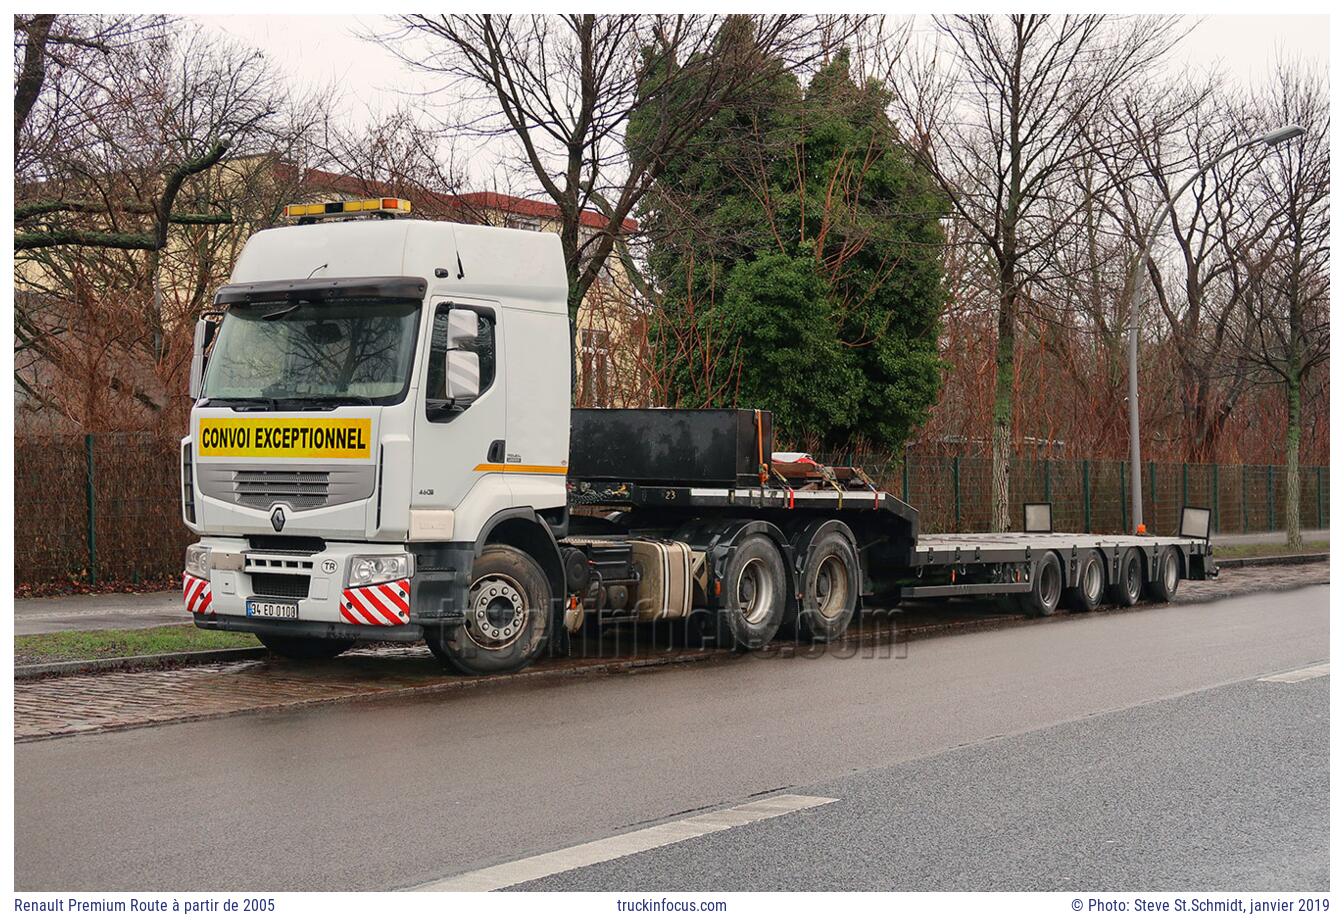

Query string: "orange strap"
[755, 409, 767, 485]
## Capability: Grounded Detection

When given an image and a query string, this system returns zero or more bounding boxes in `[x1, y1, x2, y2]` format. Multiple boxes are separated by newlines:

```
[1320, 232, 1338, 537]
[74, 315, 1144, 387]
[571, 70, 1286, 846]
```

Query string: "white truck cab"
[183, 200, 573, 673]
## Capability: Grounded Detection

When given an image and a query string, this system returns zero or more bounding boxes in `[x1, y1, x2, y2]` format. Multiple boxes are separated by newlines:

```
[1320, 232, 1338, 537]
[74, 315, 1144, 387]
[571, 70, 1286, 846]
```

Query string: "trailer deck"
[913, 532, 1212, 565]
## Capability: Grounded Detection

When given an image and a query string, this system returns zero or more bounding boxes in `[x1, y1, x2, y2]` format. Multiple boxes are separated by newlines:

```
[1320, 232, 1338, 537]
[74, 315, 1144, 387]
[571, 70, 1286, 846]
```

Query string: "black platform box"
[569, 408, 772, 487]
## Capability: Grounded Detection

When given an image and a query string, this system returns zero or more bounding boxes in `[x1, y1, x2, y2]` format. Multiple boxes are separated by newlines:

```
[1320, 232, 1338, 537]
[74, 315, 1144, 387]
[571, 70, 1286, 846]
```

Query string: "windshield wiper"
[294, 394, 374, 407]
[260, 302, 305, 321]
[204, 396, 277, 411]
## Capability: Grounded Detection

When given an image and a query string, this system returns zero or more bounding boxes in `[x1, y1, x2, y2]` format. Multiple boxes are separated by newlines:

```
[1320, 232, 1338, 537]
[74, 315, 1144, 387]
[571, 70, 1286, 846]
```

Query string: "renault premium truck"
[181, 197, 1216, 675]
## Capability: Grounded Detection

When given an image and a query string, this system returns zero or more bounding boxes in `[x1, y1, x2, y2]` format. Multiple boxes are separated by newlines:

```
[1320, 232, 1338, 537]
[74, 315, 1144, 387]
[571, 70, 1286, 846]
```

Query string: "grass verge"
[15, 625, 260, 666]
[1212, 539, 1328, 560]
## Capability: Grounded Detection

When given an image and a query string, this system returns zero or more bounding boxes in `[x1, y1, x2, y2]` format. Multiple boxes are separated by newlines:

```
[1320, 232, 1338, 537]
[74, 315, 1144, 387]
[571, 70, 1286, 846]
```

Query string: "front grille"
[197, 464, 376, 512]
[245, 552, 315, 575]
[250, 573, 311, 599]
[233, 469, 330, 509]
[248, 535, 326, 553]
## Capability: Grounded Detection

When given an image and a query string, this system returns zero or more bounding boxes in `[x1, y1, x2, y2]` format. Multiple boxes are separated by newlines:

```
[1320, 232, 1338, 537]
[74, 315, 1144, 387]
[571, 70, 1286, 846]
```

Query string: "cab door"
[410, 297, 509, 535]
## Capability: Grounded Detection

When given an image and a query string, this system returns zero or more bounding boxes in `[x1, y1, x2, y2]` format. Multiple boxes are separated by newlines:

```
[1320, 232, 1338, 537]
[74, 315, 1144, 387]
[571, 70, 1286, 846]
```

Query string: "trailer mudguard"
[673, 517, 797, 614]
[787, 518, 862, 595]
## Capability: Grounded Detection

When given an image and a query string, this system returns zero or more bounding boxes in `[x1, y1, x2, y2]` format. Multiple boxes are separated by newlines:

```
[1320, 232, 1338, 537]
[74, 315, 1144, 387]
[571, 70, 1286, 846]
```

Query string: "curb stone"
[15, 646, 266, 681]
[1214, 552, 1328, 570]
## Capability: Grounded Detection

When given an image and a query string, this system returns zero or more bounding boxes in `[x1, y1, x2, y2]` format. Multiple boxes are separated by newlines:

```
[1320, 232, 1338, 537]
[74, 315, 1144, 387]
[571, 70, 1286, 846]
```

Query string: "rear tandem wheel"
[1020, 551, 1064, 617]
[714, 534, 788, 650]
[1064, 549, 1107, 612]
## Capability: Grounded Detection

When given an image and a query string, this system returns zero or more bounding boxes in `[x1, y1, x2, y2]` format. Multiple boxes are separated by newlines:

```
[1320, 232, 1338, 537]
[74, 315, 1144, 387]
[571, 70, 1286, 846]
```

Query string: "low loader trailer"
[181, 198, 1217, 675]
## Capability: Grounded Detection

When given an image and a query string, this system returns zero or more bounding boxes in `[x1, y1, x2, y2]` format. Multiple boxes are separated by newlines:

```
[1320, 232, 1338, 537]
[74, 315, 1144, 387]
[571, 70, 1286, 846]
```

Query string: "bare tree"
[1233, 59, 1329, 547]
[373, 15, 844, 364]
[1102, 78, 1281, 464]
[890, 14, 1180, 530]
[310, 108, 486, 221]
[14, 19, 325, 432]
[15, 19, 323, 252]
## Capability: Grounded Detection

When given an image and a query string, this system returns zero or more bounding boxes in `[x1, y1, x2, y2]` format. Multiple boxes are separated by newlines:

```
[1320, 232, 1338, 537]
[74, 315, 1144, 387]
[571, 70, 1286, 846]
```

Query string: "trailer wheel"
[1146, 547, 1181, 602]
[425, 545, 550, 675]
[1021, 552, 1064, 617]
[258, 635, 355, 660]
[1064, 550, 1107, 612]
[715, 534, 787, 650]
[799, 531, 859, 642]
[1107, 548, 1143, 607]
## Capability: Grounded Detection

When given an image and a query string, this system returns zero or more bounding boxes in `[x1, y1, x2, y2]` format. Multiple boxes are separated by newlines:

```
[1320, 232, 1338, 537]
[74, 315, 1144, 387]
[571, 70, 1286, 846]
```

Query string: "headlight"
[348, 554, 411, 587]
[185, 544, 211, 578]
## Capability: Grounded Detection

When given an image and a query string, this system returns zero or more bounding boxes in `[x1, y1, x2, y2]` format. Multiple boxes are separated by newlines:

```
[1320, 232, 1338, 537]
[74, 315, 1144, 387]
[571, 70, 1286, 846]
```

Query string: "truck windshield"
[201, 298, 421, 406]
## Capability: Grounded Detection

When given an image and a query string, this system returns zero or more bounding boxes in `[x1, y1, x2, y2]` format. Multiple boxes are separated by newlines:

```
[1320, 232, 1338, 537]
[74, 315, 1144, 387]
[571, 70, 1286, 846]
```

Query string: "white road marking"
[1259, 662, 1329, 683]
[411, 793, 838, 892]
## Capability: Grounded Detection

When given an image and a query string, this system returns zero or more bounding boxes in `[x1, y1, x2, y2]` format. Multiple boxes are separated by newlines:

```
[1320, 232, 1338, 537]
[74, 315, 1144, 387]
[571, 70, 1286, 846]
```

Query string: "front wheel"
[258, 634, 355, 660]
[425, 545, 551, 675]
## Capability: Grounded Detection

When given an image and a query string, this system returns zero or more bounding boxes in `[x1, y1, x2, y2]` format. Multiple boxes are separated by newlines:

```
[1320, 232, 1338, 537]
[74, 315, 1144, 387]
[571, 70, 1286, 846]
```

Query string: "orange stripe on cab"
[473, 463, 569, 475]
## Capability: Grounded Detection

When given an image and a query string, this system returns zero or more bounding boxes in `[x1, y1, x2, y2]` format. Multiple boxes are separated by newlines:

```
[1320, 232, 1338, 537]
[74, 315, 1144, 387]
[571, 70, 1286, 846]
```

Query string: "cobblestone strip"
[14, 564, 1327, 742]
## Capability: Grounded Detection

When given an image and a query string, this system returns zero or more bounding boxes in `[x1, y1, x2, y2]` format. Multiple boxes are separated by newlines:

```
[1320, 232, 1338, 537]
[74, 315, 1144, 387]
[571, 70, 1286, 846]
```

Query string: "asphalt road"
[515, 676, 1328, 891]
[14, 583, 1328, 891]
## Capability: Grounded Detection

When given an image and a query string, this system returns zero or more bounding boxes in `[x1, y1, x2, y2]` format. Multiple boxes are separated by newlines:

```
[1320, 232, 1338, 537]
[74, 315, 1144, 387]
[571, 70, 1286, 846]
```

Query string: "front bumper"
[185, 537, 435, 634]
[195, 612, 424, 643]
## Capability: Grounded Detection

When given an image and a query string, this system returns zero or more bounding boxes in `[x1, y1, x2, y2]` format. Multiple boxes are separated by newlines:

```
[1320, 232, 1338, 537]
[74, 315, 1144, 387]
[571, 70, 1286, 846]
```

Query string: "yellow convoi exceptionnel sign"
[197, 417, 372, 459]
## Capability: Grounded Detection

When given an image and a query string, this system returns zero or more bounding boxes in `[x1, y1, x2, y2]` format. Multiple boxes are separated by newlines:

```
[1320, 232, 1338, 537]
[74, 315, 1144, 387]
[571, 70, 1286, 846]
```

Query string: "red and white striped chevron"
[341, 578, 411, 626]
[183, 573, 214, 615]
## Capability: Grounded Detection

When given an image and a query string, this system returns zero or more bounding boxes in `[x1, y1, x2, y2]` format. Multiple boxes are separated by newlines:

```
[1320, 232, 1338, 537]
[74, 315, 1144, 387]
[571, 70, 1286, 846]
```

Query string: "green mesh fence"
[13, 434, 1331, 587]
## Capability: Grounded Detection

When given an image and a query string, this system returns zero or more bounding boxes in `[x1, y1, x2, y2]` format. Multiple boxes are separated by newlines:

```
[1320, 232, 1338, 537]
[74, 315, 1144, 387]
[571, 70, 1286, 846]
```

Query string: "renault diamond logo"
[270, 506, 286, 532]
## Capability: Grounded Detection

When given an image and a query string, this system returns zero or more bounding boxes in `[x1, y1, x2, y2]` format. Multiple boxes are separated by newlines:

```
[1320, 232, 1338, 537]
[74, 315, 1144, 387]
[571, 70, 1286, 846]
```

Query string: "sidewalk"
[1213, 529, 1327, 546]
[12, 529, 1327, 636]
[15, 592, 187, 636]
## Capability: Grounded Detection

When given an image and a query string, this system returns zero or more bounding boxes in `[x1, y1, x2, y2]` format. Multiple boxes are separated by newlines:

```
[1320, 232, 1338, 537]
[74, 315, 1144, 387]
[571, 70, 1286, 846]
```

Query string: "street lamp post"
[1125, 124, 1304, 533]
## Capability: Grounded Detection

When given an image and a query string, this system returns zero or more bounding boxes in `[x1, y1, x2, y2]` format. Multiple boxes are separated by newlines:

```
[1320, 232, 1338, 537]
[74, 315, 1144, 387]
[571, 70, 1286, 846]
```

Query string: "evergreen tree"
[637, 39, 948, 450]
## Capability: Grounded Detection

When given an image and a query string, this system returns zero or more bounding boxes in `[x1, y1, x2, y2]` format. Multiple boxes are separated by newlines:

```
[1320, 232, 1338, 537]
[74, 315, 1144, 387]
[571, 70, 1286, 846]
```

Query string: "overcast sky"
[193, 14, 1329, 189]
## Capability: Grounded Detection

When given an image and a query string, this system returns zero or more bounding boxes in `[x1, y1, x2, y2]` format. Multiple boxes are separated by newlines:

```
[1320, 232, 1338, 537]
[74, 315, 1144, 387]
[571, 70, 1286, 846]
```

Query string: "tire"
[798, 530, 860, 642]
[1146, 547, 1181, 602]
[425, 545, 551, 675]
[1107, 548, 1143, 607]
[1064, 550, 1106, 612]
[258, 634, 354, 660]
[714, 534, 787, 650]
[1020, 552, 1064, 617]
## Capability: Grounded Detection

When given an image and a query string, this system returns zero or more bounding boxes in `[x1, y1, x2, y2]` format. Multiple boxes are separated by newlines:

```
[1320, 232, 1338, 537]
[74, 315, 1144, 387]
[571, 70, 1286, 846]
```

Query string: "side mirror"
[447, 308, 478, 346]
[444, 350, 480, 402]
[189, 319, 209, 400]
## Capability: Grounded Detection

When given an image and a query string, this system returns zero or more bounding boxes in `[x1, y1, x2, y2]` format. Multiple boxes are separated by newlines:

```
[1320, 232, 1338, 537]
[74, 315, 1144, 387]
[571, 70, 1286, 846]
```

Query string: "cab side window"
[427, 305, 495, 411]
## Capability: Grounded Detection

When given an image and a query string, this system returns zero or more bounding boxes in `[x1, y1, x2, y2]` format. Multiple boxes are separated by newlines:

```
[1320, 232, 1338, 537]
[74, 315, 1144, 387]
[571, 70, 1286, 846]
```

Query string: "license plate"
[247, 600, 299, 619]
